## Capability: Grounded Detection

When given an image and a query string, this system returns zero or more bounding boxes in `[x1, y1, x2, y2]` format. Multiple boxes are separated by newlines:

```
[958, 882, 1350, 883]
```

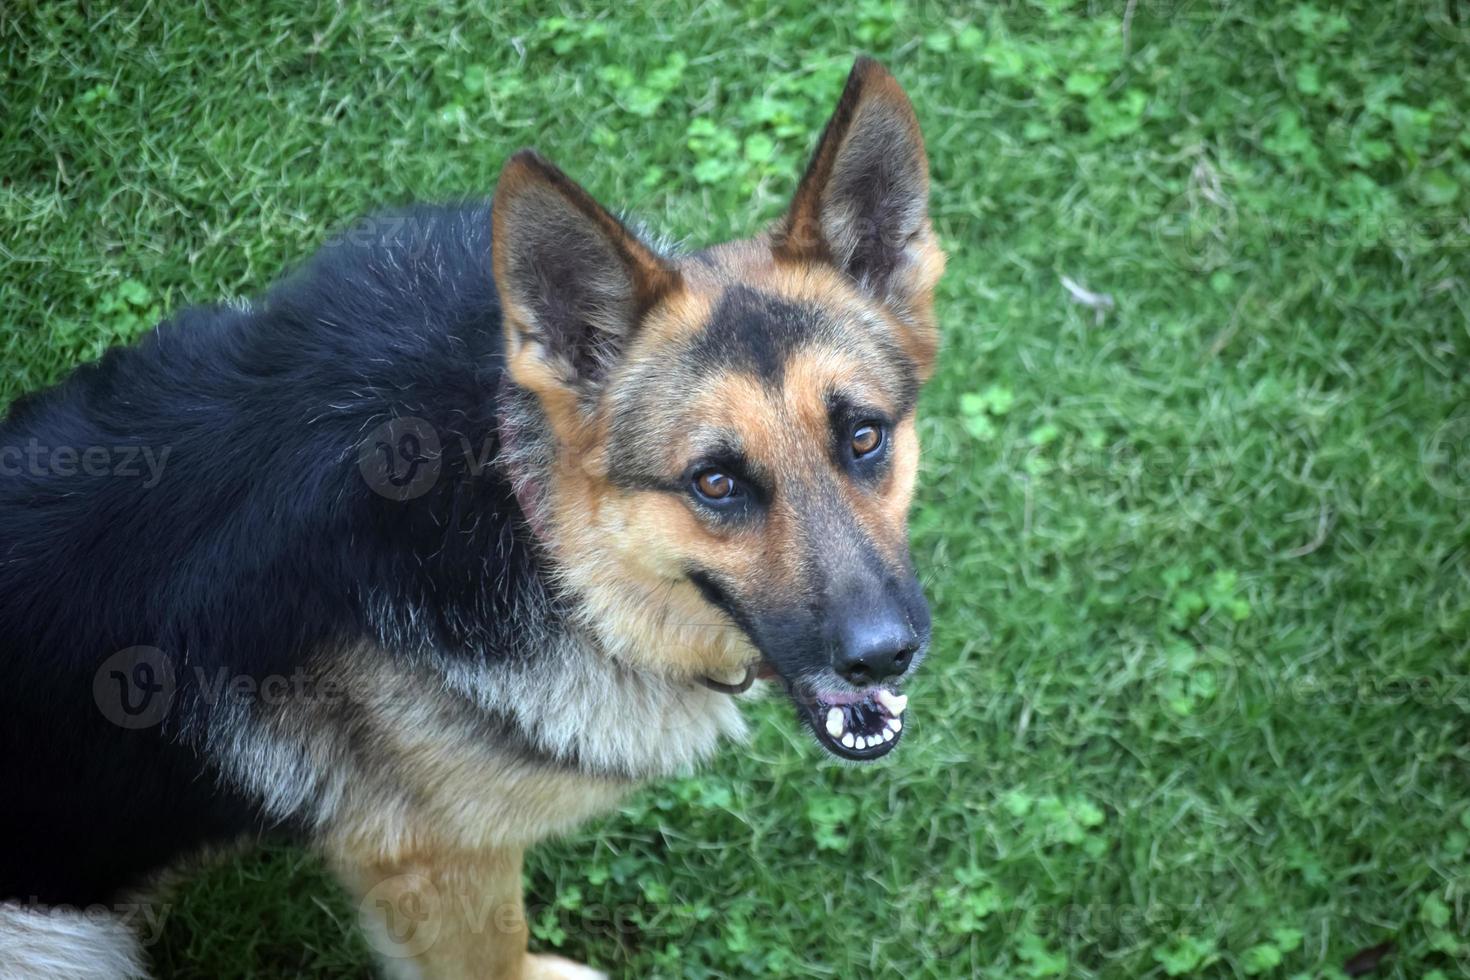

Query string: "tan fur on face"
[779, 346, 920, 559]
[532, 270, 926, 681]
[537, 454, 762, 679]
[668, 244, 943, 381]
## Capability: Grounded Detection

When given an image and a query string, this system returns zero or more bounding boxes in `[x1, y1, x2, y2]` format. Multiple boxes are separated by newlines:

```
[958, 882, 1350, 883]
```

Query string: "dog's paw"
[524, 952, 608, 980]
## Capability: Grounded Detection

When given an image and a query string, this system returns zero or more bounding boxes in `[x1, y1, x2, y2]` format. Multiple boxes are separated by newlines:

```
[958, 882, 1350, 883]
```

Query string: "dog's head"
[492, 58, 943, 761]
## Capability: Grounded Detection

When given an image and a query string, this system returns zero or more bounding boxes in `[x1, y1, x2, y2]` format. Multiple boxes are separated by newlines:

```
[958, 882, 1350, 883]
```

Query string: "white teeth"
[827, 695, 909, 752]
[825, 707, 844, 738]
[876, 690, 908, 716]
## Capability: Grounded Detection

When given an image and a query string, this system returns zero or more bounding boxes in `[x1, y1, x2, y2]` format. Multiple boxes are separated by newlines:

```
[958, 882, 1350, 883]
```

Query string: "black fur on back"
[0, 202, 546, 903]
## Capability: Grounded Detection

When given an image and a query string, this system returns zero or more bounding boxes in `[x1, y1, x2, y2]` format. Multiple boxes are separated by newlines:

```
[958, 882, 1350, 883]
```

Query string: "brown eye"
[851, 424, 883, 458]
[694, 469, 736, 501]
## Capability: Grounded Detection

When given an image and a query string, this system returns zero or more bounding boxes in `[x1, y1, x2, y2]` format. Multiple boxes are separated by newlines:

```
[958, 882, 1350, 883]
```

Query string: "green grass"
[3, 1, 1469, 977]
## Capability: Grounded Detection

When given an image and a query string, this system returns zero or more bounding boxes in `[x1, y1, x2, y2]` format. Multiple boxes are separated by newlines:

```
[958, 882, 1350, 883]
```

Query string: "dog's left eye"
[850, 423, 884, 459]
[693, 468, 739, 503]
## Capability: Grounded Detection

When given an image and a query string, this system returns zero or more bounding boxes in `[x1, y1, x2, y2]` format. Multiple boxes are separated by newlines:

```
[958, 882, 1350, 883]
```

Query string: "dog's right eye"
[850, 423, 884, 458]
[693, 468, 738, 503]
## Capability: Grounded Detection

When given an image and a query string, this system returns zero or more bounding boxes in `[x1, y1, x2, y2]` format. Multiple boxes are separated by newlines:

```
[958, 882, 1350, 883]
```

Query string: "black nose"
[834, 614, 919, 686]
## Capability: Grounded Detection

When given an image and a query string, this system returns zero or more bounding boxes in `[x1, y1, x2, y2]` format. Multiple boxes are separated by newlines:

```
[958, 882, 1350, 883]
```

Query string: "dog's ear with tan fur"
[774, 57, 943, 376]
[491, 150, 680, 438]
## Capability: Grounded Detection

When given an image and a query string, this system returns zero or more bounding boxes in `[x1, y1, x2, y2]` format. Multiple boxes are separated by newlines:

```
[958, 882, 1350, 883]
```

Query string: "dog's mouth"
[699, 662, 909, 761]
[792, 683, 906, 761]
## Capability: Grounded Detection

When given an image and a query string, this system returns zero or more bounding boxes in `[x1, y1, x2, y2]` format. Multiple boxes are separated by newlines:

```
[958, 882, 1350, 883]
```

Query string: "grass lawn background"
[3, 1, 1468, 977]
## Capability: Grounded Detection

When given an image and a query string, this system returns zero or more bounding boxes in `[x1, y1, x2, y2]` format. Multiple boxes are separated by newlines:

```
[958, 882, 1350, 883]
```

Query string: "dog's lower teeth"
[888, 717, 902, 733]
[882, 728, 894, 742]
[825, 707, 844, 738]
[841, 732, 857, 748]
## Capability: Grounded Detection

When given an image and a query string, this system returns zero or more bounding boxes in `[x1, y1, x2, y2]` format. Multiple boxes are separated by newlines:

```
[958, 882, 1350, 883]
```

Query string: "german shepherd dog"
[0, 57, 943, 979]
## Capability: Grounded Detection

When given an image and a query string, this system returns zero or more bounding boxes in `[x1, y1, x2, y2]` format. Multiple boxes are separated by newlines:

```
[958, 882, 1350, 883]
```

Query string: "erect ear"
[492, 150, 680, 436]
[774, 58, 943, 372]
